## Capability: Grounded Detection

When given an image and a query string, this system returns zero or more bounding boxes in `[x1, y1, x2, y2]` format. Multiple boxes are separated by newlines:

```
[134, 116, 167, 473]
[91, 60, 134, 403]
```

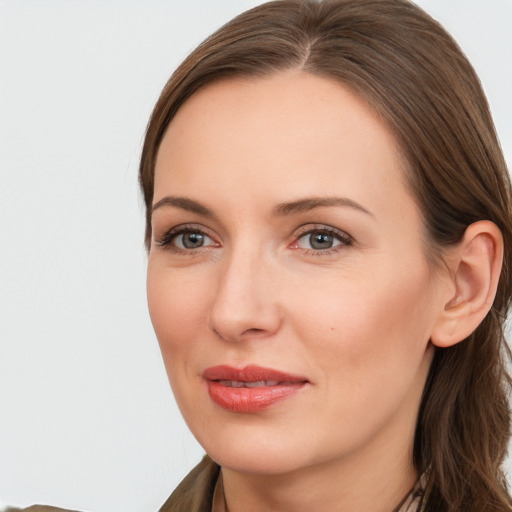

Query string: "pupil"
[310, 232, 333, 250]
[183, 232, 204, 248]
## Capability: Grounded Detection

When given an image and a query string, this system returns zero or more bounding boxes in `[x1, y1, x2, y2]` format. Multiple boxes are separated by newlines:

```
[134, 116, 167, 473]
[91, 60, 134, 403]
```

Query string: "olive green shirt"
[4, 507, 81, 512]
[158, 455, 220, 512]
[158, 455, 428, 512]
[5, 456, 427, 512]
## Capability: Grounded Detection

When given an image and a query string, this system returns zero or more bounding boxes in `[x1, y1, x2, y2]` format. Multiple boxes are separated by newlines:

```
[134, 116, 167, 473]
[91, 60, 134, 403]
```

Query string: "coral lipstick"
[202, 365, 308, 413]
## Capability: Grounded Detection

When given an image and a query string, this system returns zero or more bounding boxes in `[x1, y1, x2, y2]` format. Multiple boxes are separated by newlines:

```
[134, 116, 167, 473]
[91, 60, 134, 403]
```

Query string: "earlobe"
[431, 221, 503, 348]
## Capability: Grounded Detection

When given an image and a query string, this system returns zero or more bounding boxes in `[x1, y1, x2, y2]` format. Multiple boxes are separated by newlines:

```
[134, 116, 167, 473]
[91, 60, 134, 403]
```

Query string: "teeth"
[220, 380, 244, 388]
[245, 380, 279, 388]
[218, 380, 280, 388]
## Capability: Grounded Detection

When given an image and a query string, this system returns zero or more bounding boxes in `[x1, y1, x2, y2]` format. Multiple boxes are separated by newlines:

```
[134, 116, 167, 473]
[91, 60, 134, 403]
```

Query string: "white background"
[1, 1, 511, 511]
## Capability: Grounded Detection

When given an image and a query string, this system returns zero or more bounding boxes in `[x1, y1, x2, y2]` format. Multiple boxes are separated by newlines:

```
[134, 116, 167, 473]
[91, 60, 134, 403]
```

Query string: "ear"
[431, 221, 503, 348]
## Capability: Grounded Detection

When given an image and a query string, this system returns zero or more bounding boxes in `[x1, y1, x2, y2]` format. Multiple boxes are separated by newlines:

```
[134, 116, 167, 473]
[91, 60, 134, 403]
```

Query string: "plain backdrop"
[1, 1, 511, 511]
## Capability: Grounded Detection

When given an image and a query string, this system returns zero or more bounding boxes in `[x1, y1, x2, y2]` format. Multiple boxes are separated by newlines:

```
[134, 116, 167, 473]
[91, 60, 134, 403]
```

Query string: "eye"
[157, 226, 217, 251]
[298, 231, 340, 250]
[174, 231, 213, 249]
[293, 226, 353, 253]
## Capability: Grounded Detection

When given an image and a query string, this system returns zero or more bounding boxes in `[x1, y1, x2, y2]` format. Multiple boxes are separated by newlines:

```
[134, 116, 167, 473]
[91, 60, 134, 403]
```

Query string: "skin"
[147, 71, 454, 512]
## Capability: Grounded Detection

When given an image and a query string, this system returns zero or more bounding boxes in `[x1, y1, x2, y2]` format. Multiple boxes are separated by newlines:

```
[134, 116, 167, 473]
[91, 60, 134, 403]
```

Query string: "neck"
[221, 430, 418, 512]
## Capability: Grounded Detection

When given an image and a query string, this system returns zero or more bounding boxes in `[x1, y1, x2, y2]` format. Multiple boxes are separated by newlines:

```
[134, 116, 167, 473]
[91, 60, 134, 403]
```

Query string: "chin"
[209, 446, 308, 475]
[191, 423, 322, 476]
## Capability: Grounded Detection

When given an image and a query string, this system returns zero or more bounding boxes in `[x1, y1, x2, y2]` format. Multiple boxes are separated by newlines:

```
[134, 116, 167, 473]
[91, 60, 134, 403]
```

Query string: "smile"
[219, 380, 289, 388]
[202, 365, 308, 413]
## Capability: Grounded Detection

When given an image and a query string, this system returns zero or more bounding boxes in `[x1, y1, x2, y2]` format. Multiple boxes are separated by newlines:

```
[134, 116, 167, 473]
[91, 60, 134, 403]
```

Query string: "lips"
[202, 365, 308, 413]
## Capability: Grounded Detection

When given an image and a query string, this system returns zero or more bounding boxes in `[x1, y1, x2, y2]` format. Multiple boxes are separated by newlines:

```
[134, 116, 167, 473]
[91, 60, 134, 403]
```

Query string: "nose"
[208, 246, 282, 343]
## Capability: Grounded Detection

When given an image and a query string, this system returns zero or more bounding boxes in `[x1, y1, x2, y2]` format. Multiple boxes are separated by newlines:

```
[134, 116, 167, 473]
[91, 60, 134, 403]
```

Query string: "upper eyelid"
[155, 223, 218, 247]
[155, 222, 353, 248]
[293, 223, 353, 240]
[291, 224, 355, 252]
[157, 223, 215, 236]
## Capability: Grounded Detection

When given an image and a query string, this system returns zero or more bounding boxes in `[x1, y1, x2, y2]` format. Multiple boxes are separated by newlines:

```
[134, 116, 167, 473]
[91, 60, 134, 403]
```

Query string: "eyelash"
[292, 225, 353, 256]
[155, 224, 353, 255]
[156, 225, 218, 254]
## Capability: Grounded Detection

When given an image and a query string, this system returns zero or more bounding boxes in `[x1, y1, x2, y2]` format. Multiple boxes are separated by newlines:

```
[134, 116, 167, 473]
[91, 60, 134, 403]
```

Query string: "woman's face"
[148, 72, 446, 476]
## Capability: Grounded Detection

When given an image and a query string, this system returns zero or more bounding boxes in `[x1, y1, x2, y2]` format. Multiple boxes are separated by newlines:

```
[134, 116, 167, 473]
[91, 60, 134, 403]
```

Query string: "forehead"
[154, 71, 411, 218]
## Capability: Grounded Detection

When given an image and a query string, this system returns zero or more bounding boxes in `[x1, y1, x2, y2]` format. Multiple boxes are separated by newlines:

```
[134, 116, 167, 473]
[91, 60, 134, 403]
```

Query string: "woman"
[140, 0, 512, 511]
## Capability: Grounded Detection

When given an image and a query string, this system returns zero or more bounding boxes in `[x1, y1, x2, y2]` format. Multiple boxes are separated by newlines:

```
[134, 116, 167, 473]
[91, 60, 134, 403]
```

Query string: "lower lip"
[206, 381, 306, 413]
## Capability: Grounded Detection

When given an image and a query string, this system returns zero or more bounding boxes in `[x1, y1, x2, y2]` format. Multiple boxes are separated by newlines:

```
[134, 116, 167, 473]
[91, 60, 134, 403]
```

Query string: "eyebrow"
[272, 197, 373, 217]
[152, 196, 215, 217]
[151, 195, 373, 218]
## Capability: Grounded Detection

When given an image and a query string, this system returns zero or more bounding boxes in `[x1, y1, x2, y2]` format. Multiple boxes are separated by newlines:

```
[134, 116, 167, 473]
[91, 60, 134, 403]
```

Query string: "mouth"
[202, 365, 308, 413]
[217, 379, 293, 388]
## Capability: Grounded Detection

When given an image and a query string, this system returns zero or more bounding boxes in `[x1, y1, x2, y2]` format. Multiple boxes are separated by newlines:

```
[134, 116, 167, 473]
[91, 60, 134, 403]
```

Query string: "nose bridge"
[208, 239, 281, 342]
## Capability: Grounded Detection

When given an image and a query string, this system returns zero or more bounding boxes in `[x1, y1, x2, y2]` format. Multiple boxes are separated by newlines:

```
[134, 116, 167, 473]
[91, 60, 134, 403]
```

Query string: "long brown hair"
[139, 1, 512, 510]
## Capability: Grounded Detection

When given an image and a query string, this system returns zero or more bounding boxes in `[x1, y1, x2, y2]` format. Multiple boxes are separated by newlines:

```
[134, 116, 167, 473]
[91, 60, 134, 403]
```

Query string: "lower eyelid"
[297, 235, 342, 248]
[156, 224, 352, 253]
[177, 232, 215, 249]
[294, 226, 352, 244]
[156, 225, 220, 251]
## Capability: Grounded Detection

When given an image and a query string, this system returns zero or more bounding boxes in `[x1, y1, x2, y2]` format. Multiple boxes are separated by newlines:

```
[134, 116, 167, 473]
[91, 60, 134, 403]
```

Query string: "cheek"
[288, 261, 435, 375]
[289, 264, 435, 437]
[146, 262, 211, 357]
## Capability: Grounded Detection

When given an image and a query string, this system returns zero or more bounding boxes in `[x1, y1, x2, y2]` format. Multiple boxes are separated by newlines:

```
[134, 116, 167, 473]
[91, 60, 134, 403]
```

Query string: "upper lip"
[202, 364, 308, 383]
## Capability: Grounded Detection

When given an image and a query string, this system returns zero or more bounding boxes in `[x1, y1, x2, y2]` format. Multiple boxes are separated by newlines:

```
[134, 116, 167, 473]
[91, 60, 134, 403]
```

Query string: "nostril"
[240, 327, 269, 338]
[213, 325, 270, 342]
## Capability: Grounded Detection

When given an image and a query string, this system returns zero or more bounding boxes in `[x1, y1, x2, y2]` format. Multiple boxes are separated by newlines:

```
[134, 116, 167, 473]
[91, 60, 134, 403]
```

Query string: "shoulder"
[3, 507, 81, 512]
[158, 455, 221, 512]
